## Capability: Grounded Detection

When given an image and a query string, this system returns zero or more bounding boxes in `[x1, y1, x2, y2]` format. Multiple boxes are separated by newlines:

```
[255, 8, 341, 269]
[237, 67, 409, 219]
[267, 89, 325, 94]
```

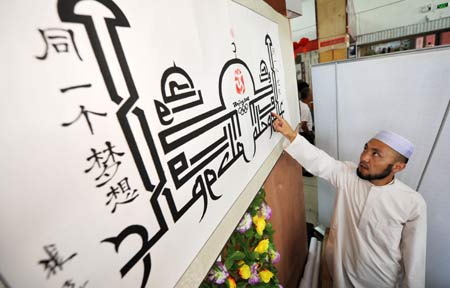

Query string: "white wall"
[290, 0, 317, 41]
[354, 0, 450, 35]
[290, 0, 450, 41]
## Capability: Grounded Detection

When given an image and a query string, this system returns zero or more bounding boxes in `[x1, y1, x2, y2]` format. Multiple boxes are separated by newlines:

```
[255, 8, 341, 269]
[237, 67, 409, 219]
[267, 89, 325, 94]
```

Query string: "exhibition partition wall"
[312, 46, 450, 287]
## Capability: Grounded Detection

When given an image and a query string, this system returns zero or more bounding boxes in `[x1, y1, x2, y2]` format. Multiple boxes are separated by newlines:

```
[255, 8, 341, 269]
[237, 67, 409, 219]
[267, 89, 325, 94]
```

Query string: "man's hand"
[272, 112, 297, 142]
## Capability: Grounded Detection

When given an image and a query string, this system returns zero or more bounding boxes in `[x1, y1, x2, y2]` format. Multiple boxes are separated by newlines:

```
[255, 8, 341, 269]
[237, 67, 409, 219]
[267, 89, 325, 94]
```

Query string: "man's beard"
[357, 164, 393, 181]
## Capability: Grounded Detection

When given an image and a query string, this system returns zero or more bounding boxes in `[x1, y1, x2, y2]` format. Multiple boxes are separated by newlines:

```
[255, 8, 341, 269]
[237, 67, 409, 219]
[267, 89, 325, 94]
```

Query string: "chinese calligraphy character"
[62, 279, 88, 288]
[38, 244, 77, 279]
[62, 105, 107, 135]
[85, 141, 124, 187]
[60, 83, 92, 93]
[35, 28, 83, 60]
[106, 177, 139, 213]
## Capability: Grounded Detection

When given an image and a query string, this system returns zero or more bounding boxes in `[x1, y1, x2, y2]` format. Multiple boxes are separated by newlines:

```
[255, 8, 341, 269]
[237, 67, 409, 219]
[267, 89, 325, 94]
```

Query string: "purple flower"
[259, 202, 272, 220]
[248, 263, 260, 285]
[279, 285, 284, 288]
[236, 212, 252, 233]
[270, 250, 281, 264]
[207, 261, 229, 285]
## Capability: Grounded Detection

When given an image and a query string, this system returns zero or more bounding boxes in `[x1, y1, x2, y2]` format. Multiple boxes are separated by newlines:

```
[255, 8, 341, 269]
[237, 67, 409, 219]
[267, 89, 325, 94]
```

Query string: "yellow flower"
[252, 215, 266, 236]
[227, 276, 236, 288]
[238, 264, 251, 280]
[254, 239, 269, 254]
[259, 269, 274, 283]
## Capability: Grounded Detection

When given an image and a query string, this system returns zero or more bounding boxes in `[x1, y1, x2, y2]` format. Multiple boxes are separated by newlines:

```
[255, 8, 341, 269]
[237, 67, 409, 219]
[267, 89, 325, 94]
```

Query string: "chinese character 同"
[35, 28, 82, 61]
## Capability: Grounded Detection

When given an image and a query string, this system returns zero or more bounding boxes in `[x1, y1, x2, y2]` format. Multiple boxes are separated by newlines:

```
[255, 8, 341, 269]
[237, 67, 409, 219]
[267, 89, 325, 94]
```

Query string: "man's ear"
[392, 162, 406, 174]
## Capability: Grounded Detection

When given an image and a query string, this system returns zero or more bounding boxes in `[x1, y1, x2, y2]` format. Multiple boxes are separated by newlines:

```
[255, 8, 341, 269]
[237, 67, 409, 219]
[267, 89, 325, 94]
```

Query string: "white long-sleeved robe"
[285, 136, 427, 288]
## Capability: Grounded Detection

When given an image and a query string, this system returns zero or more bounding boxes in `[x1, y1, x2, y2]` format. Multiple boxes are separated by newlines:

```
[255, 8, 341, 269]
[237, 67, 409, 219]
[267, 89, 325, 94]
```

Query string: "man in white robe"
[272, 113, 427, 288]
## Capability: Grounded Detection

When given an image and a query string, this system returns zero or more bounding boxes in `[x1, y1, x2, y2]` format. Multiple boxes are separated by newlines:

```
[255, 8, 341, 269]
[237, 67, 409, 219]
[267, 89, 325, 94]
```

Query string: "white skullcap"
[373, 130, 414, 159]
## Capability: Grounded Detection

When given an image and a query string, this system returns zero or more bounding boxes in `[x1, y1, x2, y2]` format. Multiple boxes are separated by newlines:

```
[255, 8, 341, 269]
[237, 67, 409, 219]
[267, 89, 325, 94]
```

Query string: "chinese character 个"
[85, 141, 125, 187]
[38, 244, 77, 279]
[62, 105, 107, 135]
[35, 28, 82, 61]
[106, 177, 139, 213]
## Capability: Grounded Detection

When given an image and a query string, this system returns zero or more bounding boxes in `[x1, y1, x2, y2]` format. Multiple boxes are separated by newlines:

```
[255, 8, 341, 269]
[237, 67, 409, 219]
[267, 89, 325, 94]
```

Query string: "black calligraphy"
[35, 28, 82, 61]
[62, 105, 107, 135]
[58, 0, 285, 286]
[62, 279, 89, 288]
[106, 177, 139, 213]
[60, 83, 92, 93]
[85, 141, 124, 187]
[38, 244, 77, 279]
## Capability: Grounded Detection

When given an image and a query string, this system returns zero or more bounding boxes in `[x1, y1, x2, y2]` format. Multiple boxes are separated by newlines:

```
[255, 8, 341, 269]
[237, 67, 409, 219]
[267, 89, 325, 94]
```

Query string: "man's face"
[305, 88, 313, 104]
[357, 139, 401, 181]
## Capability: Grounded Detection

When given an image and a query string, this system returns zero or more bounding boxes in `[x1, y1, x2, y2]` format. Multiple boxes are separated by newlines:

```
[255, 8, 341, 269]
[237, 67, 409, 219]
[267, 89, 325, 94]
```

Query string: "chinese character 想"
[106, 177, 139, 213]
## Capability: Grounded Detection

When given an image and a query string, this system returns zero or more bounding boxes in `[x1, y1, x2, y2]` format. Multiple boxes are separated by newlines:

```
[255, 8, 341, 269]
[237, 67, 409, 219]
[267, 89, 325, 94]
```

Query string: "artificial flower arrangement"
[201, 188, 283, 288]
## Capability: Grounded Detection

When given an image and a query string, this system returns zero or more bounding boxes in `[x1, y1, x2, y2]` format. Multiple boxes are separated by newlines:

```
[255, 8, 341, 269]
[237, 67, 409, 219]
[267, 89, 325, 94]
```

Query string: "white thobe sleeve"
[401, 198, 427, 288]
[284, 135, 345, 187]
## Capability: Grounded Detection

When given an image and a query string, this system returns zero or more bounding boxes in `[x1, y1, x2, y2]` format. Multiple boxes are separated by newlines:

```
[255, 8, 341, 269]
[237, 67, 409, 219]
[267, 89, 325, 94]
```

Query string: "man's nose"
[360, 150, 370, 162]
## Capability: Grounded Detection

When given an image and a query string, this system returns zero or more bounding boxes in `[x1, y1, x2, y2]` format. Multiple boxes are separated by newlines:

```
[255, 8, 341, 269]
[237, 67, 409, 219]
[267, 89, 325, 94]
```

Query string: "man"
[298, 86, 314, 145]
[272, 112, 427, 288]
[298, 86, 315, 177]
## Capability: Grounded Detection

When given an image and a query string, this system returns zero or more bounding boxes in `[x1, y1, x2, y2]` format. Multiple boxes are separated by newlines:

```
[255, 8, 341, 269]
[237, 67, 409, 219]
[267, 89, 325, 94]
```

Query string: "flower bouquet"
[201, 188, 282, 288]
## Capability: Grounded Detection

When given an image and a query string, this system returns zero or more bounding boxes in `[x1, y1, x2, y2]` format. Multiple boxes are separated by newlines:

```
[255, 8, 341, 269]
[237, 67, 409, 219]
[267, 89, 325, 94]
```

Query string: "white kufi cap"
[373, 130, 414, 159]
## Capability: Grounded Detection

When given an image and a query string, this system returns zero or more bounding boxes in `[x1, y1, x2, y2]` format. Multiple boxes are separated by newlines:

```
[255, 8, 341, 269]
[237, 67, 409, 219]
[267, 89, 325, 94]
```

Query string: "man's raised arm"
[272, 112, 345, 188]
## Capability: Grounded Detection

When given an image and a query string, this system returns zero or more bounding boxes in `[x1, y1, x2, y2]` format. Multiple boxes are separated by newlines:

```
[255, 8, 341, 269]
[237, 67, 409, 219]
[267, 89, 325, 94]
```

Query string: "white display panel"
[311, 63, 338, 225]
[418, 104, 450, 288]
[0, 1, 292, 287]
[311, 64, 338, 159]
[312, 47, 450, 283]
[336, 49, 450, 189]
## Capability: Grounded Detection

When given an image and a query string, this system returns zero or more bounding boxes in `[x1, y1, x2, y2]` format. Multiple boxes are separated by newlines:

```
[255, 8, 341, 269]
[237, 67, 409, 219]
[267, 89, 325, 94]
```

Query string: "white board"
[336, 49, 450, 189]
[418, 102, 450, 288]
[311, 63, 338, 225]
[311, 47, 450, 285]
[0, 1, 296, 287]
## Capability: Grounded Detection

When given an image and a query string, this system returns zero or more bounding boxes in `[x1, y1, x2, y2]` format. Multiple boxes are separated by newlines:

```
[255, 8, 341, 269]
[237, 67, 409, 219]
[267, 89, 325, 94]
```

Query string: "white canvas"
[0, 1, 289, 287]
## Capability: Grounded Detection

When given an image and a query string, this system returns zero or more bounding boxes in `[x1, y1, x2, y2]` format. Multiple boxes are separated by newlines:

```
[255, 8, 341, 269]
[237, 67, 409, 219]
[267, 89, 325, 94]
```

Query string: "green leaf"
[229, 250, 246, 261]
[247, 229, 255, 239]
[199, 282, 211, 288]
[231, 235, 236, 246]
[203, 187, 281, 288]
[225, 257, 234, 270]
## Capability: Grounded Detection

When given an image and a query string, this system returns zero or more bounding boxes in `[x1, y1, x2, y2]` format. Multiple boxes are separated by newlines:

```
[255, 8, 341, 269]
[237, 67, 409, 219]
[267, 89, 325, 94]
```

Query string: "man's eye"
[373, 152, 380, 157]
